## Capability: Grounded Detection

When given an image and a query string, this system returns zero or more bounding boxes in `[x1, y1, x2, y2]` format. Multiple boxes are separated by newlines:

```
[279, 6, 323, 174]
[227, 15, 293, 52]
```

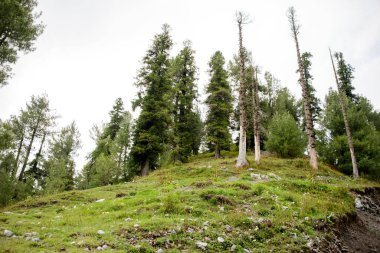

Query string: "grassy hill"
[1, 153, 379, 252]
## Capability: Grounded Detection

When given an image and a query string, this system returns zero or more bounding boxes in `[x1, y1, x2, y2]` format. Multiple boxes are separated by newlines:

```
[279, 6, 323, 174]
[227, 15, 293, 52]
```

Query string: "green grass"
[0, 152, 378, 252]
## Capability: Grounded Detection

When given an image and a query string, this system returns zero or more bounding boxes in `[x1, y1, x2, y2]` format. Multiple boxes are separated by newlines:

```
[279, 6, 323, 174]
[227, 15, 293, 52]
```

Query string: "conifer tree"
[205, 51, 233, 158]
[235, 12, 250, 168]
[288, 7, 318, 169]
[171, 41, 198, 162]
[129, 24, 173, 176]
[329, 49, 358, 178]
[334, 52, 357, 102]
[44, 122, 81, 192]
[299, 52, 321, 121]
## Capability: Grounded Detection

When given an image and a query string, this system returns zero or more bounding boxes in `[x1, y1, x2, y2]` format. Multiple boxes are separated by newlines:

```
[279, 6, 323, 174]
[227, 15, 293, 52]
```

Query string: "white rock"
[4, 230, 13, 237]
[355, 198, 363, 209]
[96, 199, 105, 203]
[230, 244, 237, 251]
[134, 224, 139, 228]
[31, 237, 41, 242]
[304, 217, 309, 221]
[97, 230, 105, 235]
[157, 249, 164, 253]
[187, 227, 194, 233]
[96, 246, 103, 251]
[102, 244, 108, 249]
[196, 241, 207, 250]
[217, 237, 225, 243]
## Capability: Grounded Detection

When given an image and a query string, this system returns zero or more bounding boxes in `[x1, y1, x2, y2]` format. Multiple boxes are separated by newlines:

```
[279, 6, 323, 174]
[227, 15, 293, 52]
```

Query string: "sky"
[1, 0, 379, 170]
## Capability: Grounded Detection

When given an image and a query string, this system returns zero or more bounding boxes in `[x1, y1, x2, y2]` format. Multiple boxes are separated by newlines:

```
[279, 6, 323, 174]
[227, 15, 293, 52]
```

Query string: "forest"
[1, 1, 380, 209]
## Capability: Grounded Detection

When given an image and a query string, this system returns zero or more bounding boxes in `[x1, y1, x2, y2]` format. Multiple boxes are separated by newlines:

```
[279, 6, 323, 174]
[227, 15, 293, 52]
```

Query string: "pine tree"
[44, 122, 81, 192]
[334, 52, 357, 102]
[299, 52, 321, 122]
[288, 7, 318, 169]
[129, 24, 173, 176]
[205, 51, 233, 158]
[235, 12, 250, 168]
[329, 49, 358, 178]
[171, 41, 198, 162]
[104, 98, 125, 140]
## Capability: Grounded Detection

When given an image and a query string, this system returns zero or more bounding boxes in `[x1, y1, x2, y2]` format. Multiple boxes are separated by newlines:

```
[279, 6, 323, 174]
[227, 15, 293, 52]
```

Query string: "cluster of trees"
[0, 95, 81, 206]
[1, 2, 380, 206]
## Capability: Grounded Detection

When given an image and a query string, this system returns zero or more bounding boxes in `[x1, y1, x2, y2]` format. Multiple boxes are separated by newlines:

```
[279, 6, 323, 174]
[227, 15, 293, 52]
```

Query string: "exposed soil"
[317, 187, 380, 253]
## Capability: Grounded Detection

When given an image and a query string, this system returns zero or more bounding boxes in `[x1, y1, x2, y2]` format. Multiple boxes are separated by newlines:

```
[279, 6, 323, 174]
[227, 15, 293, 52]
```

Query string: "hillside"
[1, 153, 379, 252]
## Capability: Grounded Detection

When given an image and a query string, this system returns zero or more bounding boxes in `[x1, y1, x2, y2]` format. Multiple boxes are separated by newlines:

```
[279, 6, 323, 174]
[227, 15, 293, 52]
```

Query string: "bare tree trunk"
[19, 115, 41, 181]
[329, 48, 359, 178]
[12, 130, 24, 178]
[253, 67, 261, 164]
[236, 12, 249, 168]
[141, 159, 150, 176]
[288, 7, 318, 169]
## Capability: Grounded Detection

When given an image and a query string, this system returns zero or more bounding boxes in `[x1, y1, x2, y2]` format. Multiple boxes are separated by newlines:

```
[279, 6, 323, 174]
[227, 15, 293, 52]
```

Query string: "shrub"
[265, 112, 306, 158]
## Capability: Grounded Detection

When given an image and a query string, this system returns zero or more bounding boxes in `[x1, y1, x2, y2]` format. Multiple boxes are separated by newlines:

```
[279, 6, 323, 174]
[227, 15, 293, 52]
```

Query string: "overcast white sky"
[1, 0, 379, 170]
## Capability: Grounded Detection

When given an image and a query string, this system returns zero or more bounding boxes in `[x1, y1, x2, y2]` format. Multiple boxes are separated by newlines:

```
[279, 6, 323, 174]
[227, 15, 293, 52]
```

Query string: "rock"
[355, 198, 363, 209]
[219, 206, 225, 212]
[96, 246, 103, 251]
[225, 225, 232, 232]
[268, 172, 281, 180]
[187, 227, 194, 233]
[217, 237, 225, 243]
[157, 249, 164, 253]
[31, 237, 41, 242]
[4, 230, 13, 237]
[247, 168, 254, 171]
[133, 224, 139, 228]
[84, 248, 90, 251]
[196, 241, 207, 250]
[102, 244, 108, 249]
[95, 199, 105, 203]
[97, 230, 105, 235]
[230, 244, 237, 251]
[24, 232, 38, 237]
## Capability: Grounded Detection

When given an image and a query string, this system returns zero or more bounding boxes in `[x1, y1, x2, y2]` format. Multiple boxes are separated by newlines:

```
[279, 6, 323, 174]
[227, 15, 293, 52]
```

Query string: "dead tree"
[329, 48, 359, 178]
[253, 67, 261, 164]
[235, 11, 250, 168]
[287, 7, 318, 169]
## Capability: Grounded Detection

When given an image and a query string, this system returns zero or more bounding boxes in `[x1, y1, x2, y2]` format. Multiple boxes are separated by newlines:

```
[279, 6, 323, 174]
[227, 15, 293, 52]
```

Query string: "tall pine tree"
[171, 41, 199, 162]
[129, 24, 173, 176]
[205, 51, 233, 158]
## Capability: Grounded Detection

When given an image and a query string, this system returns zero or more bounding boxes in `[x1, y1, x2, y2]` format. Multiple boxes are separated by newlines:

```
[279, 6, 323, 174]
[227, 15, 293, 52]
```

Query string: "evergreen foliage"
[205, 51, 233, 158]
[171, 41, 200, 162]
[129, 24, 173, 175]
[0, 0, 44, 86]
[265, 112, 306, 158]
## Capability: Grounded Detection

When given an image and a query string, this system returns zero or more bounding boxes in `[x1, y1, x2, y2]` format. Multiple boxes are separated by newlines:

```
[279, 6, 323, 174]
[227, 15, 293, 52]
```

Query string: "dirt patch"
[202, 193, 234, 205]
[317, 187, 380, 252]
[192, 181, 213, 188]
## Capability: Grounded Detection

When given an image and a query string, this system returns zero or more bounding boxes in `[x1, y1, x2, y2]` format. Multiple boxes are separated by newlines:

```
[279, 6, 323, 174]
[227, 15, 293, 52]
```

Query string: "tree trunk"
[215, 143, 221, 158]
[18, 115, 41, 181]
[236, 13, 249, 168]
[141, 159, 150, 176]
[329, 48, 359, 178]
[289, 8, 318, 169]
[253, 68, 261, 164]
[12, 130, 24, 178]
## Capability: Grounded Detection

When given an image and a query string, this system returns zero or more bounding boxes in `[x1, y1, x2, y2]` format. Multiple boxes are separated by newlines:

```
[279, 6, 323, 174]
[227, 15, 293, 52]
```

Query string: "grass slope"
[1, 153, 379, 252]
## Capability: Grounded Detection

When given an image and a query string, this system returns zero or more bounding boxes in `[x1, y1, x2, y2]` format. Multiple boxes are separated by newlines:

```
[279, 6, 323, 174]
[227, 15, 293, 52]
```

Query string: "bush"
[265, 112, 306, 158]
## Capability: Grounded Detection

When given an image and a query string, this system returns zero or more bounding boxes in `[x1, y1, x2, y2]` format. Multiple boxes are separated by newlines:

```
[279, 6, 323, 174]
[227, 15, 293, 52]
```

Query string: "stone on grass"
[196, 241, 208, 250]
[157, 249, 164, 253]
[4, 230, 13, 237]
[134, 224, 139, 228]
[97, 230, 105, 235]
[217, 237, 225, 243]
[231, 244, 237, 251]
